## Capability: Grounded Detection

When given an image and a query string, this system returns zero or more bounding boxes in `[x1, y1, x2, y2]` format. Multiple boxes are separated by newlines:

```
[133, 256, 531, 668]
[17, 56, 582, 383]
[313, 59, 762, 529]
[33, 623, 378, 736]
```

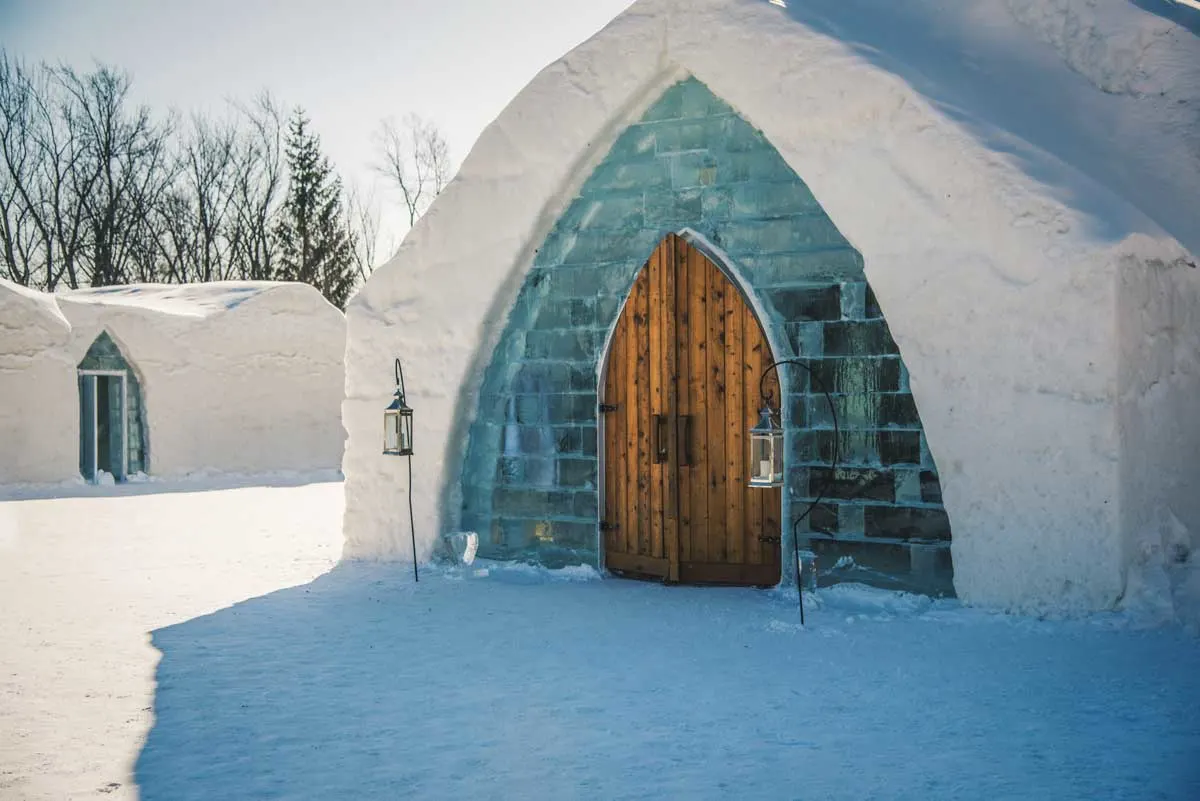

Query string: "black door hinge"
[599, 404, 619, 413]
[600, 520, 620, 532]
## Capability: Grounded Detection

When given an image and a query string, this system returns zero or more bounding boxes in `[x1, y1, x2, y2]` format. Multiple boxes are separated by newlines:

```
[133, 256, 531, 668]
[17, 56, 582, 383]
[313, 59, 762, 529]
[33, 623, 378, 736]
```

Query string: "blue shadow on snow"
[134, 561, 1200, 801]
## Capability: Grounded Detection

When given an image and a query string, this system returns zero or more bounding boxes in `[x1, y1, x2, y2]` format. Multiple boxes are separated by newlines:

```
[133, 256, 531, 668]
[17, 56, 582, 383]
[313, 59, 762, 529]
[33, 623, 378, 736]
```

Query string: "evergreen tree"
[275, 108, 356, 308]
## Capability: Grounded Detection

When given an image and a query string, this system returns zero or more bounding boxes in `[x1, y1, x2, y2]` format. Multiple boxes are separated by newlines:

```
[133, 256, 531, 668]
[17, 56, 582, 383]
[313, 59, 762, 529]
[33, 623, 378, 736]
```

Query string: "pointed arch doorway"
[78, 331, 147, 483]
[601, 234, 782, 586]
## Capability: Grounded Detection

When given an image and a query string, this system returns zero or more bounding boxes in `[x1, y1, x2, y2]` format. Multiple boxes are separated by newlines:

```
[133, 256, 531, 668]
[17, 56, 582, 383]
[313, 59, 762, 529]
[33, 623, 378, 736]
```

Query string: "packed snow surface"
[2, 482, 1198, 800]
[0, 479, 342, 801]
[61, 282, 283, 318]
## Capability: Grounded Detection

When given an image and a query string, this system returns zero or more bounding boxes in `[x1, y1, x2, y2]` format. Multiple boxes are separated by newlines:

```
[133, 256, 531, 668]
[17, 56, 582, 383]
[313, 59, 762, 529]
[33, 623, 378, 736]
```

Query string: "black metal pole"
[758, 357, 841, 622]
[395, 357, 418, 583]
[796, 531, 805, 626]
[407, 450, 418, 583]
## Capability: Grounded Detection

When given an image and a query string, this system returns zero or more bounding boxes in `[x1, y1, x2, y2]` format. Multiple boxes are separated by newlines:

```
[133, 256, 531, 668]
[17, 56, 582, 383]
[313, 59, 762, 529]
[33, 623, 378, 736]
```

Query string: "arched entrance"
[601, 233, 782, 586]
[78, 331, 147, 483]
[456, 77, 952, 595]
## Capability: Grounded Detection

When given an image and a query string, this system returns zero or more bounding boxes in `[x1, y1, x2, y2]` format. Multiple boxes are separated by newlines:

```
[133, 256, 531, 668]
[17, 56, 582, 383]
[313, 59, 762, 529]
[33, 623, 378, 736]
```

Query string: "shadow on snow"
[134, 562, 1200, 801]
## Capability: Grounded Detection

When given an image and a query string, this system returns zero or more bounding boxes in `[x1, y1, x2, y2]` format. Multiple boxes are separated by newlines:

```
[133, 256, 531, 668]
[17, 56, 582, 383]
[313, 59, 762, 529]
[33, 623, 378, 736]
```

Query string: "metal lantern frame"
[749, 405, 785, 488]
[384, 359, 414, 457]
[751, 357, 842, 625]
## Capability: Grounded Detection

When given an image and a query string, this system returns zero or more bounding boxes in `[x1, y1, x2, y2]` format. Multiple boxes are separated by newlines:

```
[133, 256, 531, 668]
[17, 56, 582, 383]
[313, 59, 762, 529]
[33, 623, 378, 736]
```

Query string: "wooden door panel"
[603, 304, 623, 556]
[603, 234, 780, 585]
[672, 236, 780, 585]
[659, 238, 680, 582]
[684, 241, 710, 565]
[704, 253, 728, 565]
[604, 258, 669, 578]
[673, 238, 693, 570]
[632, 265, 651, 557]
[724, 282, 745, 567]
[648, 242, 665, 562]
[745, 305, 767, 567]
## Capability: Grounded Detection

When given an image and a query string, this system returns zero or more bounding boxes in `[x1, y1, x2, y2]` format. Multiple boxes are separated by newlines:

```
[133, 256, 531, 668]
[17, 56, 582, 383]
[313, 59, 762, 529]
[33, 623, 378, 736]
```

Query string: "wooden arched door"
[601, 234, 782, 586]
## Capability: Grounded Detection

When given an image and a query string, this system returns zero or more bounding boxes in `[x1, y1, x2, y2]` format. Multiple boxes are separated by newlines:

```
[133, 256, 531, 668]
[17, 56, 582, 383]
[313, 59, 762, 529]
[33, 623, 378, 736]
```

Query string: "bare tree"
[344, 182, 382, 283]
[0, 55, 98, 290]
[0, 52, 330, 293]
[0, 54, 34, 285]
[177, 114, 236, 281]
[374, 113, 451, 229]
[138, 94, 283, 285]
[55, 64, 175, 287]
[133, 185, 186, 282]
[228, 92, 284, 281]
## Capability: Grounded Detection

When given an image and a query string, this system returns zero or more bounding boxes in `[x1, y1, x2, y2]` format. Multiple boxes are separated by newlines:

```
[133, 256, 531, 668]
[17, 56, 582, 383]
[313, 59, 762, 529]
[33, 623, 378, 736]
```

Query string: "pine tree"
[274, 108, 357, 308]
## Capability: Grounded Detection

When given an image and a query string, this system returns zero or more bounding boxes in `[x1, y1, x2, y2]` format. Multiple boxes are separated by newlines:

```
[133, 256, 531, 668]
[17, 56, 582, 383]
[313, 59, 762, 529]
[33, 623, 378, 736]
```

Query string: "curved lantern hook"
[394, 357, 407, 403]
[755, 356, 841, 626]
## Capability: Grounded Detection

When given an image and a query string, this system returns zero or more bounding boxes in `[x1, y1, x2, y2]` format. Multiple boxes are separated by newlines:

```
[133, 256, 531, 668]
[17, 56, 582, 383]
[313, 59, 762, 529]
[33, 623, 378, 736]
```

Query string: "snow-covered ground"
[2, 483, 1198, 800]
[0, 481, 342, 800]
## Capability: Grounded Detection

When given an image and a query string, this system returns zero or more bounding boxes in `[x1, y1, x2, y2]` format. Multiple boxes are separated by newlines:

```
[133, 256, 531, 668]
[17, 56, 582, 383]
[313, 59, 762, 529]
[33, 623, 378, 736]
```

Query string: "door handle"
[678, 415, 693, 466]
[653, 414, 668, 464]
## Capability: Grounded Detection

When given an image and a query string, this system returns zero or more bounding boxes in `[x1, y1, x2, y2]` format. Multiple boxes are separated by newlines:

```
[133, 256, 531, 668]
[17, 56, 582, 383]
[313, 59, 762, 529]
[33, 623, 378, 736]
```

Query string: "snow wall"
[0, 281, 75, 484]
[1117, 257, 1200, 626]
[343, 0, 1200, 617]
[0, 281, 346, 484]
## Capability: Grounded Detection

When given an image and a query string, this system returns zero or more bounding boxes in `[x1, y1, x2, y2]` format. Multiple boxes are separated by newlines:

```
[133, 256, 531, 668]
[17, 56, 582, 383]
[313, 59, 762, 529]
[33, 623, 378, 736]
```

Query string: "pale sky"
[0, 0, 633, 258]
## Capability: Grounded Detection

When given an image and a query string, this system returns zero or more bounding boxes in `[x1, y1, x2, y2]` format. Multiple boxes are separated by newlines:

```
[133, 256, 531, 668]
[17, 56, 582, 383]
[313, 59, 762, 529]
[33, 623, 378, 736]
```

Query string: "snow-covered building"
[342, 0, 1200, 616]
[0, 280, 346, 486]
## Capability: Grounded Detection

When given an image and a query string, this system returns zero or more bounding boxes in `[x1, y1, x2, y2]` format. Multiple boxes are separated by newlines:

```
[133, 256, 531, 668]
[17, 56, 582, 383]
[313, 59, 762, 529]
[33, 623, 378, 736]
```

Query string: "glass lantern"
[383, 393, 413, 456]
[383, 358, 414, 456]
[748, 406, 783, 487]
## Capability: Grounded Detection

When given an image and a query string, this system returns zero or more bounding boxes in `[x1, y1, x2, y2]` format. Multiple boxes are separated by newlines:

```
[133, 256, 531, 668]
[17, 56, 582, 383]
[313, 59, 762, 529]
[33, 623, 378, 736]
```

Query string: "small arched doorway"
[601, 233, 782, 586]
[78, 331, 147, 483]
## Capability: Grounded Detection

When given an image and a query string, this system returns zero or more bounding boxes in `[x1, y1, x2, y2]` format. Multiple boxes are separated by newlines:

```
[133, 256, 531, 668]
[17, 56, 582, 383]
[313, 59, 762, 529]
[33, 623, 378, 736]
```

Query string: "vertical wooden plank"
[663, 236, 680, 582]
[706, 256, 728, 563]
[687, 245, 709, 564]
[647, 244, 665, 561]
[604, 311, 623, 556]
[674, 237, 692, 567]
[744, 305, 765, 567]
[602, 320, 614, 554]
[634, 268, 652, 556]
[624, 275, 640, 558]
[725, 281, 745, 568]
[756, 314, 783, 569]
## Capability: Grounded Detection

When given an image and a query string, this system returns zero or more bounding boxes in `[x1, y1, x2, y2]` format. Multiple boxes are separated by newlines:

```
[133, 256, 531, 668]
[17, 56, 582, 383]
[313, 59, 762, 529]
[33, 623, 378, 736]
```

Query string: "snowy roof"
[58, 282, 296, 319]
[0, 278, 71, 330]
[752, 0, 1200, 257]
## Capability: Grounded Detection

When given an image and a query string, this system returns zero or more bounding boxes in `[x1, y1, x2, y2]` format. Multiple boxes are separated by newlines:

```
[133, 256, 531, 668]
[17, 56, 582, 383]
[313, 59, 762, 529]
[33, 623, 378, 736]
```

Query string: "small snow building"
[342, 0, 1200, 616]
[0, 280, 346, 485]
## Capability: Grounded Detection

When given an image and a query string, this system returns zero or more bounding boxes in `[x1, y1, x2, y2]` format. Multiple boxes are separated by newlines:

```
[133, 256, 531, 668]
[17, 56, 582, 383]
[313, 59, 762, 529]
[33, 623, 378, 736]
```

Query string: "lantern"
[383, 358, 414, 456]
[748, 406, 784, 487]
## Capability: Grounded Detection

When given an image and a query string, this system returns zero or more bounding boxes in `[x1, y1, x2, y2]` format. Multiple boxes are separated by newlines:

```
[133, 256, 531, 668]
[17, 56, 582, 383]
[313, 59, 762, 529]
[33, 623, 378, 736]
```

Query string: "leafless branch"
[374, 113, 451, 230]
